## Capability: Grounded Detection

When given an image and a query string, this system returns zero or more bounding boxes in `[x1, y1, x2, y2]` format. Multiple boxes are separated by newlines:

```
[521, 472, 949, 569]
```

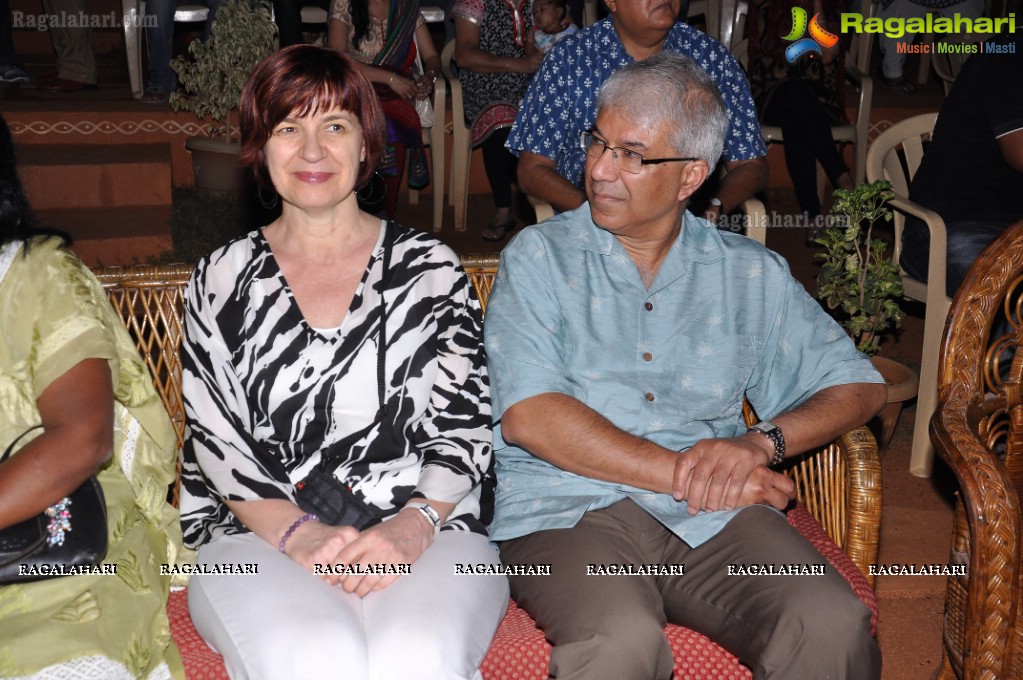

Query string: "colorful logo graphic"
[783, 6, 839, 62]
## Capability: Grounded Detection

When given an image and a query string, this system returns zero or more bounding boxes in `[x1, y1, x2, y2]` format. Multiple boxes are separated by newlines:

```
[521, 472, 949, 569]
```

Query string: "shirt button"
[643, 352, 653, 362]
[645, 392, 655, 402]
[644, 302, 654, 311]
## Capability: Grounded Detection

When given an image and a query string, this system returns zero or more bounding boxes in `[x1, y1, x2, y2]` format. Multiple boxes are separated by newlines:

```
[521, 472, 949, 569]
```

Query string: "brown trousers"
[499, 501, 880, 680]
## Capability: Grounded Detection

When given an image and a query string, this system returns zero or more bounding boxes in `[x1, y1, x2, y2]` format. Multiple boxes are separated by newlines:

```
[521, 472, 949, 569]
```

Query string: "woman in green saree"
[0, 115, 189, 679]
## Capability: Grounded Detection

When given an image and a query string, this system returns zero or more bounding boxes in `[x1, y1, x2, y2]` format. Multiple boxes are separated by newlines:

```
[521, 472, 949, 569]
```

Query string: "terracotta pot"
[184, 136, 248, 195]
[869, 355, 919, 454]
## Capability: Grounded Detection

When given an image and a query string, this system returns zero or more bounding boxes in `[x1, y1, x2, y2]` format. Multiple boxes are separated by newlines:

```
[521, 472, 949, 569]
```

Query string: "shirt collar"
[564, 205, 727, 291]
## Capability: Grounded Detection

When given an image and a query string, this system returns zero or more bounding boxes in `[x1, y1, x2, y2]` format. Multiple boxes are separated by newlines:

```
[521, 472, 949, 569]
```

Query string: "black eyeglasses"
[580, 130, 697, 174]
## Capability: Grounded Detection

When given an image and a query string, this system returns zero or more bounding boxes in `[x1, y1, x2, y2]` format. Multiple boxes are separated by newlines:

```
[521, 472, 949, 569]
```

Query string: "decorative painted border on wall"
[9, 119, 205, 137]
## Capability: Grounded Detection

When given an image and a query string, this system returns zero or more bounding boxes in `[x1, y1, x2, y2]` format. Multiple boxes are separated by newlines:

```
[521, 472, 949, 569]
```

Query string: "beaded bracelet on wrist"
[278, 513, 318, 554]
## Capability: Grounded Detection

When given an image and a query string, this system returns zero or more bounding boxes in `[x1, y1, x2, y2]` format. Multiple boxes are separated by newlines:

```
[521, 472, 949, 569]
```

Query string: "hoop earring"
[257, 185, 279, 210]
[356, 171, 386, 205]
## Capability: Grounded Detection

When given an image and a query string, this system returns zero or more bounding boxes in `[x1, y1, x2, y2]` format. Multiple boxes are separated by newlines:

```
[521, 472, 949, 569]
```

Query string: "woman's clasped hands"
[283, 509, 435, 596]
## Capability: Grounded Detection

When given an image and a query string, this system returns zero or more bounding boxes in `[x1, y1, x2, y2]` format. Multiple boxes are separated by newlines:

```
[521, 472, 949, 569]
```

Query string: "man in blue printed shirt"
[486, 53, 884, 679]
[507, 0, 768, 223]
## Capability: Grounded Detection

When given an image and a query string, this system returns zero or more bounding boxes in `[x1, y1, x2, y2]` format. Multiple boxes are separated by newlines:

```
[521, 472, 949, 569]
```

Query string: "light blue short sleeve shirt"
[484, 207, 883, 546]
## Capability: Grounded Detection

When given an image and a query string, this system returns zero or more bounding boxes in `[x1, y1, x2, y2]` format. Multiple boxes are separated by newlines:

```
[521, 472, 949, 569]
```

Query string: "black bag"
[0, 427, 108, 583]
[294, 222, 398, 531]
[296, 469, 382, 531]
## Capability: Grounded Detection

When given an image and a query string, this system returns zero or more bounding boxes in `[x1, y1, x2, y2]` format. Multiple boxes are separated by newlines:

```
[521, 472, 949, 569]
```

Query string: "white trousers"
[188, 531, 510, 680]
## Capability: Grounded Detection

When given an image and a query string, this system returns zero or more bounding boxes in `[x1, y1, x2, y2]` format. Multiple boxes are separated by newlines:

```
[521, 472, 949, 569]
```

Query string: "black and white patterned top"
[179, 221, 494, 548]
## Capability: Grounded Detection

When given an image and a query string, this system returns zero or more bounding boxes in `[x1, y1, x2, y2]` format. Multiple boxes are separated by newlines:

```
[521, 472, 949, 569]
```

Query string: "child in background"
[531, 0, 577, 55]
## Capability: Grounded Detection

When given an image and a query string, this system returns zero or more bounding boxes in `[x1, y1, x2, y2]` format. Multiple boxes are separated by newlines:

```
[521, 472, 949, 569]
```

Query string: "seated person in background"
[746, 0, 853, 227]
[451, 0, 544, 241]
[327, 0, 441, 217]
[143, 0, 226, 104]
[272, 0, 330, 47]
[0, 115, 187, 678]
[531, 0, 577, 55]
[485, 53, 885, 680]
[507, 0, 767, 222]
[902, 31, 1023, 297]
[181, 46, 507, 679]
[873, 0, 985, 95]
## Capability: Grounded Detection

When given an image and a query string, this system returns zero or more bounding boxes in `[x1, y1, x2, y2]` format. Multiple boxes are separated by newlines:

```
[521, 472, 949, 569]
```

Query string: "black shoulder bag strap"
[1, 426, 43, 464]
[312, 220, 396, 475]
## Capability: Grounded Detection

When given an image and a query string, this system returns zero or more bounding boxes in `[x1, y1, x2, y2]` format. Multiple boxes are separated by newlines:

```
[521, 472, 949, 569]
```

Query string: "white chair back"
[866, 112, 949, 478]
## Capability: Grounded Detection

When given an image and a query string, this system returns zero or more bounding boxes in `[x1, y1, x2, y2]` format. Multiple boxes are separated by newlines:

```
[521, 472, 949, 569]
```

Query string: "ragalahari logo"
[782, 6, 839, 63]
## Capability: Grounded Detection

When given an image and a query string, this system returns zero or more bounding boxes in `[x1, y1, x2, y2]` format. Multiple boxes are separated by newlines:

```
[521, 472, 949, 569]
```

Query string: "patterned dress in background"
[451, 0, 534, 147]
[179, 221, 494, 550]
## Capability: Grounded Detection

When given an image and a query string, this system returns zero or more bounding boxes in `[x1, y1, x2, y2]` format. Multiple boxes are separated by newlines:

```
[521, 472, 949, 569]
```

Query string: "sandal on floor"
[141, 86, 170, 105]
[482, 219, 517, 241]
[881, 75, 915, 96]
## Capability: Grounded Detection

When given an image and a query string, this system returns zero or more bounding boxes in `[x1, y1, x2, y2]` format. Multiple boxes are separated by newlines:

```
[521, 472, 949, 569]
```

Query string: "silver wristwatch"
[405, 502, 441, 536]
[750, 421, 786, 467]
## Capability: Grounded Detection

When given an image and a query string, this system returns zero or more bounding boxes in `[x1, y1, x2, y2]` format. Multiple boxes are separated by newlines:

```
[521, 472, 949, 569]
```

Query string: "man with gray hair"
[484, 53, 885, 679]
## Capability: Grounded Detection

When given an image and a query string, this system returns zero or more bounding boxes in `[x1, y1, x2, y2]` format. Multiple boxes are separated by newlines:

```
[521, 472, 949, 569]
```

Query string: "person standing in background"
[1, 0, 30, 83]
[37, 0, 98, 92]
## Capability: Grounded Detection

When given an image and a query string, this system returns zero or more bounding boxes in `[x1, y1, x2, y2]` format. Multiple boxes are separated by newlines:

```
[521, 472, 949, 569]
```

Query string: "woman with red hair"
[327, 0, 442, 217]
[180, 46, 508, 679]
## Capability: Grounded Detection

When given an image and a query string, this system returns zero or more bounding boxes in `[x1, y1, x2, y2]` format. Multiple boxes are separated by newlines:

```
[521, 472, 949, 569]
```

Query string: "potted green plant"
[169, 0, 277, 193]
[815, 179, 918, 451]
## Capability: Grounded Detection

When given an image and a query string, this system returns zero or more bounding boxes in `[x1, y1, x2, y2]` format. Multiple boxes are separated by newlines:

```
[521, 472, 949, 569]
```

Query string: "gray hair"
[596, 52, 728, 167]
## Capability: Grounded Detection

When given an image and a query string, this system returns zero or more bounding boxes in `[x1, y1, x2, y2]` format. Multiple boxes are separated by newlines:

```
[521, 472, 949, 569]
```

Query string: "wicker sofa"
[95, 255, 882, 680]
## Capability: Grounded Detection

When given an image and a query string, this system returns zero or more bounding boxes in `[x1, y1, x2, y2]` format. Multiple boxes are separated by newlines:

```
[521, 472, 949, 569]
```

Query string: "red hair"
[239, 45, 386, 188]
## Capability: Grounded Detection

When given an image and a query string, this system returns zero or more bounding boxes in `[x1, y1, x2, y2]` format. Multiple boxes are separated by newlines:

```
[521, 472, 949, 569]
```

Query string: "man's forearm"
[765, 382, 887, 462]
[717, 157, 769, 214]
[501, 392, 679, 494]
[667, 382, 884, 514]
[517, 152, 586, 213]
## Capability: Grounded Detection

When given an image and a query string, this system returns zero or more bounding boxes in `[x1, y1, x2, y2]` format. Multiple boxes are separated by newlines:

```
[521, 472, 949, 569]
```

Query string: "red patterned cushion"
[167, 504, 876, 680]
[168, 590, 229, 680]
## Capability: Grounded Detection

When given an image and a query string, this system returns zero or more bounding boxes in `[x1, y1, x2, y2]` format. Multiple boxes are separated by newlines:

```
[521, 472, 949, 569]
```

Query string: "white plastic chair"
[441, 39, 471, 232]
[409, 43, 447, 234]
[931, 33, 990, 96]
[866, 112, 948, 478]
[124, 1, 212, 99]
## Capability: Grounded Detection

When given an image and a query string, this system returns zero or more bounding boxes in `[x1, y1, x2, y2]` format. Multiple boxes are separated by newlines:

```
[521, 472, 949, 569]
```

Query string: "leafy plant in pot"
[815, 179, 919, 451]
[169, 0, 277, 194]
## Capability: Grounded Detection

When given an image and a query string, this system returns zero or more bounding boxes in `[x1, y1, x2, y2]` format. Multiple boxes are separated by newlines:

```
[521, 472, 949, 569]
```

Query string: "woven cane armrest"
[93, 256, 880, 586]
[930, 220, 1023, 680]
[783, 427, 881, 589]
